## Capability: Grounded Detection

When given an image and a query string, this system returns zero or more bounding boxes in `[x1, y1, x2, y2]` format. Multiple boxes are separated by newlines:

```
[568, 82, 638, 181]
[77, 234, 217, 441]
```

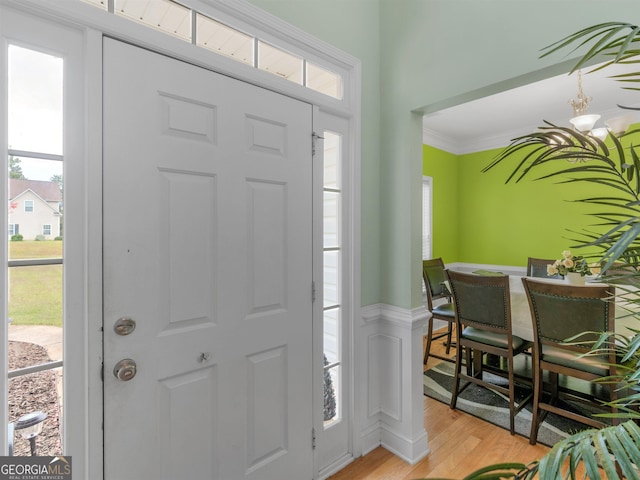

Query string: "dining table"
[508, 275, 637, 342]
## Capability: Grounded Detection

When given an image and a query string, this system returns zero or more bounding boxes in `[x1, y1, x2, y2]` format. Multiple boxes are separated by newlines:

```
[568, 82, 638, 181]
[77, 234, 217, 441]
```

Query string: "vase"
[565, 272, 585, 285]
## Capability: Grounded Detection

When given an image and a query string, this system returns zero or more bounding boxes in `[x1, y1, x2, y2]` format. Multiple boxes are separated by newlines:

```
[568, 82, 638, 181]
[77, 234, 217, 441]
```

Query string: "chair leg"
[530, 366, 542, 445]
[444, 322, 453, 355]
[465, 346, 472, 376]
[423, 316, 434, 365]
[450, 341, 464, 410]
[508, 355, 516, 435]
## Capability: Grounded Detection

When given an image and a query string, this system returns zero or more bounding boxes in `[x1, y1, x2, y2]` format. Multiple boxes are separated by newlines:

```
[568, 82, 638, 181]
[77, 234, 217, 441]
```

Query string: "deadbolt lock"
[114, 317, 136, 336]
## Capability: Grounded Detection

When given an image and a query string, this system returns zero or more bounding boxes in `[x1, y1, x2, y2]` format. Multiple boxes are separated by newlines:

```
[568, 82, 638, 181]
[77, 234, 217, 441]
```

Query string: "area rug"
[424, 361, 606, 447]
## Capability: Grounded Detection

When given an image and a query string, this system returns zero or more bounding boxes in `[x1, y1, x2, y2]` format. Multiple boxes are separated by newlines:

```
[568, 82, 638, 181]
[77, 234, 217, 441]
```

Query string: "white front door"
[102, 38, 313, 479]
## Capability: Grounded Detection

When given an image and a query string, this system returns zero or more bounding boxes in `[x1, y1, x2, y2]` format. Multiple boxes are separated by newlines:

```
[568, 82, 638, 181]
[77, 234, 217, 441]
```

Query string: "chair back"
[527, 257, 560, 279]
[521, 278, 615, 353]
[446, 270, 511, 333]
[422, 258, 450, 309]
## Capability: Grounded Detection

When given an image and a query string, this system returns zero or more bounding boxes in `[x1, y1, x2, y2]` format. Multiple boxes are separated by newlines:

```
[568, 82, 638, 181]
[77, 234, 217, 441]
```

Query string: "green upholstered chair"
[447, 270, 532, 435]
[522, 278, 617, 445]
[527, 257, 561, 279]
[422, 258, 456, 364]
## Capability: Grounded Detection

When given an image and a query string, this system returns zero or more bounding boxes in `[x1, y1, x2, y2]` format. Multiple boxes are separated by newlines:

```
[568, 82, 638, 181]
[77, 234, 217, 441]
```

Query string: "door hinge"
[312, 132, 324, 157]
[312, 427, 316, 449]
[312, 281, 316, 303]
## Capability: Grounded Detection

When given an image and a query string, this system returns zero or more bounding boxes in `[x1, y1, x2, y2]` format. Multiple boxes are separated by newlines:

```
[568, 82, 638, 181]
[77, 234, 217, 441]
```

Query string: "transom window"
[80, 0, 343, 99]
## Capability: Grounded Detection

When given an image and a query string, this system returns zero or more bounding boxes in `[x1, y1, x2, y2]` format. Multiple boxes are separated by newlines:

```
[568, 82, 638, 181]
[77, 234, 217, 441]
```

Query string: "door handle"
[113, 358, 137, 381]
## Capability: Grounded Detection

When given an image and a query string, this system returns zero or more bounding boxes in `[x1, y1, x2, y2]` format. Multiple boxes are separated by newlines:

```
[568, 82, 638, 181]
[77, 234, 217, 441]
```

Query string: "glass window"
[8, 46, 62, 155]
[115, 0, 192, 42]
[306, 62, 342, 100]
[258, 41, 303, 85]
[323, 131, 342, 428]
[196, 14, 253, 66]
[81, 0, 346, 100]
[422, 177, 432, 260]
[7, 44, 64, 457]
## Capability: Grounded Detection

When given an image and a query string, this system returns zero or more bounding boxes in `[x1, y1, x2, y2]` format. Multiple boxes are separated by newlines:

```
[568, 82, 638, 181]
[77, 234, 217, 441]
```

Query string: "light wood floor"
[328, 330, 550, 479]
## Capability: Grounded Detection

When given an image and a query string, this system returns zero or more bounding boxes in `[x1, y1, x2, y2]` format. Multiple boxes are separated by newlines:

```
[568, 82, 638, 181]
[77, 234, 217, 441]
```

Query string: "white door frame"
[0, 1, 361, 478]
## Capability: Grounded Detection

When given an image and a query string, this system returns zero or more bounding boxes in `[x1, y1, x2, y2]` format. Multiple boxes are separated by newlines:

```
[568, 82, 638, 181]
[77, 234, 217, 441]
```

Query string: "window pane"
[258, 41, 303, 85]
[323, 250, 340, 308]
[307, 62, 342, 100]
[323, 365, 340, 426]
[7, 44, 64, 456]
[422, 178, 432, 260]
[323, 191, 339, 248]
[79, 0, 107, 8]
[323, 307, 341, 427]
[196, 14, 253, 66]
[323, 132, 341, 190]
[8, 264, 63, 456]
[323, 307, 340, 364]
[9, 265, 62, 328]
[8, 46, 63, 155]
[9, 157, 63, 250]
[115, 0, 192, 42]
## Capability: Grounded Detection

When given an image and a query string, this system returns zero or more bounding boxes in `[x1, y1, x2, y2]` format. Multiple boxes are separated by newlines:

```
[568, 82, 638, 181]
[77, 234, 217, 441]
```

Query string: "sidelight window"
[7, 44, 64, 456]
[323, 131, 342, 427]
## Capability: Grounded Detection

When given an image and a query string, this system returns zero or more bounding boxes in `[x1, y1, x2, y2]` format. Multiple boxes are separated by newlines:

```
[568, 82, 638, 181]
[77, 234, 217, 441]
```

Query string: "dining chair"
[422, 258, 456, 364]
[527, 257, 561, 279]
[521, 278, 618, 445]
[446, 270, 532, 434]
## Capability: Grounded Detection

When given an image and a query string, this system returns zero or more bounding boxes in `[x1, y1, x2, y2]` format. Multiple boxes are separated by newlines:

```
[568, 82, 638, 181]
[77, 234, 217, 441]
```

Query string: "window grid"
[323, 131, 342, 428]
[7, 44, 65, 457]
[79, 0, 343, 99]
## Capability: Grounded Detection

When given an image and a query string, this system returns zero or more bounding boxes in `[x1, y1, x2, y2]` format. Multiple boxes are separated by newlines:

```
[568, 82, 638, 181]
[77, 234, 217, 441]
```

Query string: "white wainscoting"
[359, 303, 430, 464]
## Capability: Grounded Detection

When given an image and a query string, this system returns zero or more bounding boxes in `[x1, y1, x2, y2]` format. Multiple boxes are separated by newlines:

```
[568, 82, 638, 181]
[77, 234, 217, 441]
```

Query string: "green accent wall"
[423, 143, 623, 268]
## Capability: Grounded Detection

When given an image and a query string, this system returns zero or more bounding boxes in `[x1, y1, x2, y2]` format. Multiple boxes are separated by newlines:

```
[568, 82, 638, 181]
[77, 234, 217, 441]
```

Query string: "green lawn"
[9, 241, 63, 327]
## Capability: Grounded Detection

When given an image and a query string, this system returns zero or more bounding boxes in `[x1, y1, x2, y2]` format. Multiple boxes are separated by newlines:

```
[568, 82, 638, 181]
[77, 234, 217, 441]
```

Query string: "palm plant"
[422, 22, 640, 480]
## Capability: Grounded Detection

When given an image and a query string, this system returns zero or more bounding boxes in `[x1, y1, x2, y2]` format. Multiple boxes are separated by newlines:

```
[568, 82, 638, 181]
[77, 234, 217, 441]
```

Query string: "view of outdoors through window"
[323, 131, 341, 428]
[7, 45, 64, 456]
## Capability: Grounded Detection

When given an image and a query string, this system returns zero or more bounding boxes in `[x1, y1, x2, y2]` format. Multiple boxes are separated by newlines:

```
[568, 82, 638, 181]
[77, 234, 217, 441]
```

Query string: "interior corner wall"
[423, 143, 621, 268]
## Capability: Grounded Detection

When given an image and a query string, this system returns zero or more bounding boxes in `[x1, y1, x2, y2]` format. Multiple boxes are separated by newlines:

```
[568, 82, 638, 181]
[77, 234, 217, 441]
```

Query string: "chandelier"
[568, 70, 634, 139]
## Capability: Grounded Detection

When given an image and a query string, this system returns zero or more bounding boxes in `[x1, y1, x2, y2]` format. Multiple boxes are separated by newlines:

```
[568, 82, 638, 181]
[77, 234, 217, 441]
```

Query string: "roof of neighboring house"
[9, 179, 62, 203]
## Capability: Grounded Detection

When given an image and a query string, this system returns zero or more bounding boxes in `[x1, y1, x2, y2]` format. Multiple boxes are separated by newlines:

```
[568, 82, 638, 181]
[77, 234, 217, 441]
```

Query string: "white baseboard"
[380, 423, 429, 465]
[317, 454, 356, 480]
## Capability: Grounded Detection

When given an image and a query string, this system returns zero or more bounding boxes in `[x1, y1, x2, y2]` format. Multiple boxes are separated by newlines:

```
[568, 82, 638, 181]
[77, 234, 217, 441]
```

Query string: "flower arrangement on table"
[547, 250, 598, 277]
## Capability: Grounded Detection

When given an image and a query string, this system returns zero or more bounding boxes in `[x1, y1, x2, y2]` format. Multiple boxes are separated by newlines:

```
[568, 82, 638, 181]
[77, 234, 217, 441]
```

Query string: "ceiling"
[422, 63, 640, 155]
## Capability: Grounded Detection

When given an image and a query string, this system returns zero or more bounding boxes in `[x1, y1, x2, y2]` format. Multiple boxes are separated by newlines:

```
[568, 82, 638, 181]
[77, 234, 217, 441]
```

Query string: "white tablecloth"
[509, 275, 637, 342]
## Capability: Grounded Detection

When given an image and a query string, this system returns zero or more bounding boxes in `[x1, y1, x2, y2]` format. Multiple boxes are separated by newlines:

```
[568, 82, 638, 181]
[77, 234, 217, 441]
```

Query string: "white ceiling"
[422, 63, 640, 155]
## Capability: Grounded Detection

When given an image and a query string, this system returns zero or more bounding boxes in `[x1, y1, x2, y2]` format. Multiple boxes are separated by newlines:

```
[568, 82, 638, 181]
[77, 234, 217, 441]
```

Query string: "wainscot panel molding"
[358, 304, 430, 464]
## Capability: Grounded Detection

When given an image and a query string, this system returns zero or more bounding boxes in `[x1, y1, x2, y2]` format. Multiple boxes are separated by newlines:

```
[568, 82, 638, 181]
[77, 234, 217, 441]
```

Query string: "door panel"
[103, 38, 312, 480]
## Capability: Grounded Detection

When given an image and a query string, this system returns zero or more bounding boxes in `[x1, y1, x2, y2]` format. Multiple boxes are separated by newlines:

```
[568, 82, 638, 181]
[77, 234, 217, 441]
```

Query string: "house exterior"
[8, 179, 62, 240]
